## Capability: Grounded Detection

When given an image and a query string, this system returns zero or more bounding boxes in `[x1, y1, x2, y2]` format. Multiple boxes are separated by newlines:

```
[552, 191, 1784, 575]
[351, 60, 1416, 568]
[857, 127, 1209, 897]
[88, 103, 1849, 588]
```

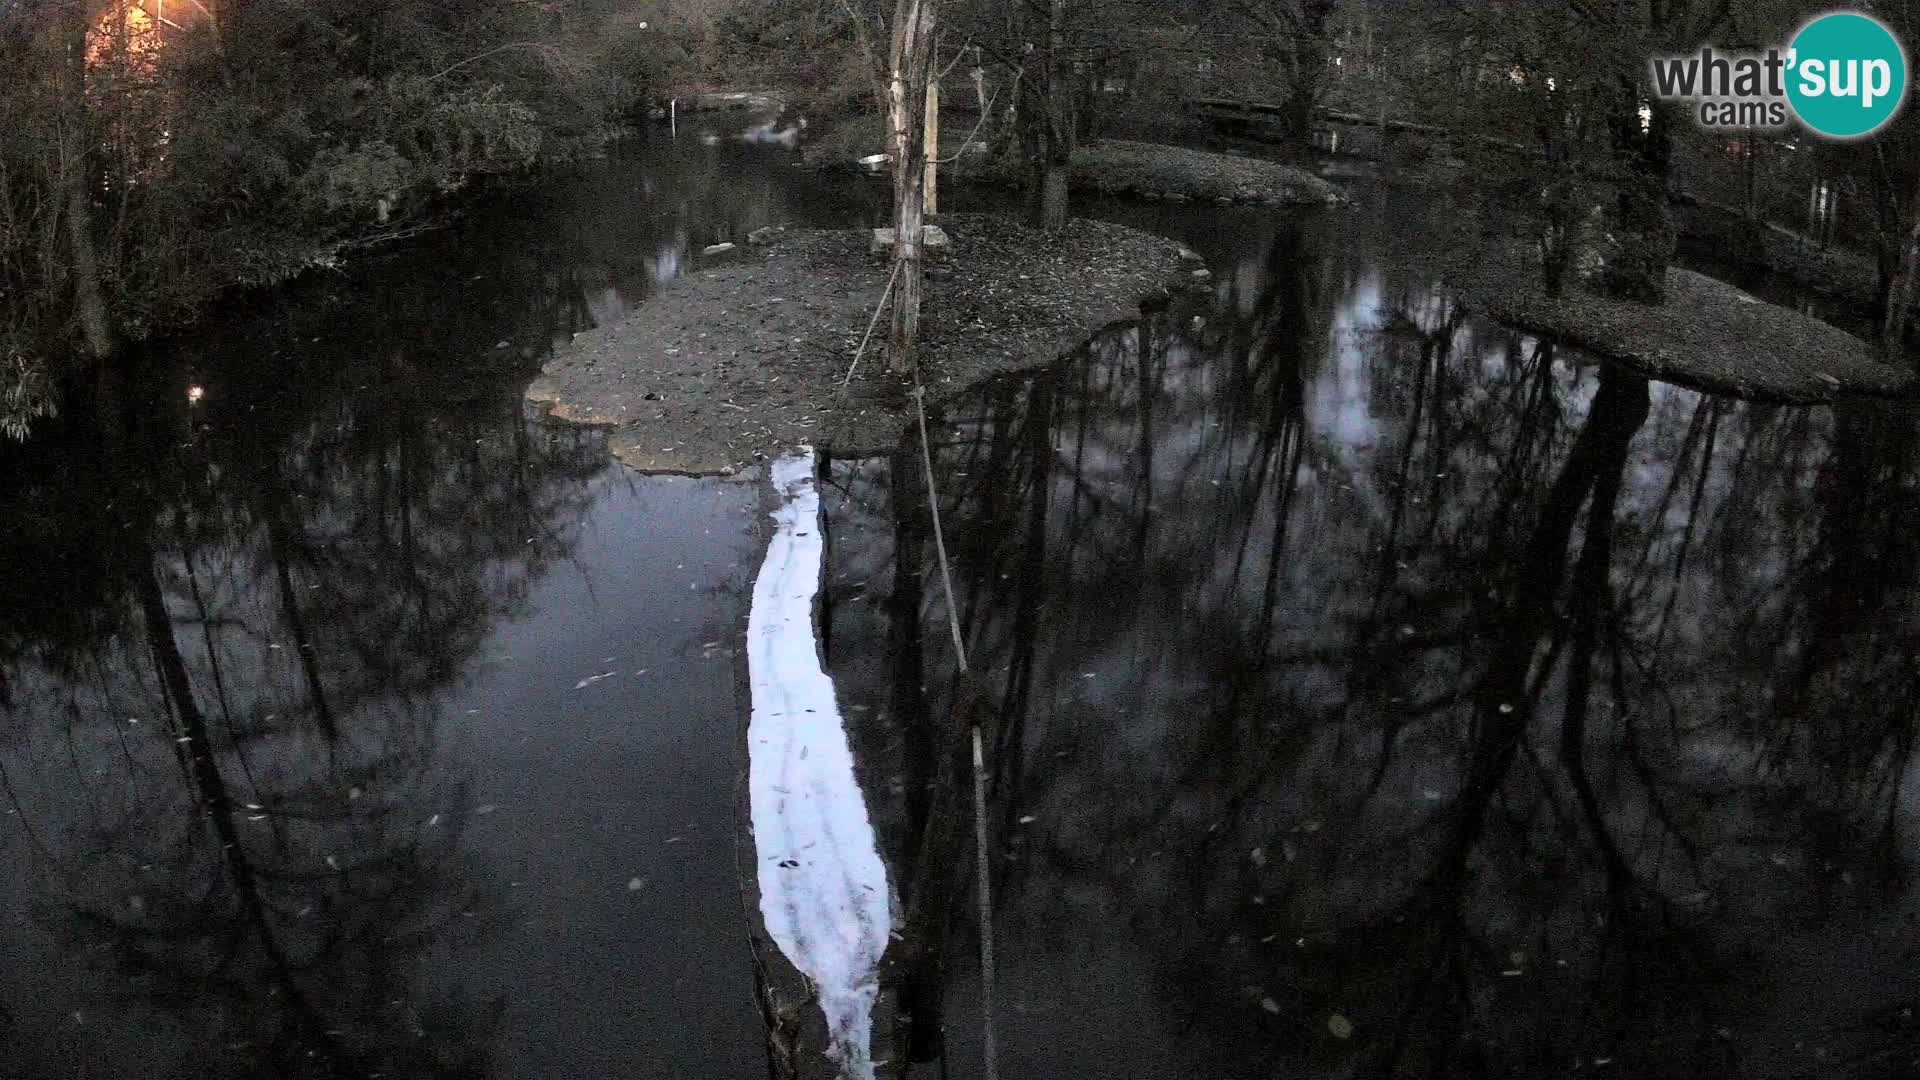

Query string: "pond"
[3, 129, 1917, 1080]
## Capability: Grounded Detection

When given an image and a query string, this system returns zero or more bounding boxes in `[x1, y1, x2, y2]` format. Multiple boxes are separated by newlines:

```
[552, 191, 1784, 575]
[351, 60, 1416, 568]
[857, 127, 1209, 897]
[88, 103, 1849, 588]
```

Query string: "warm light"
[86, 2, 161, 69]
[186, 384, 204, 404]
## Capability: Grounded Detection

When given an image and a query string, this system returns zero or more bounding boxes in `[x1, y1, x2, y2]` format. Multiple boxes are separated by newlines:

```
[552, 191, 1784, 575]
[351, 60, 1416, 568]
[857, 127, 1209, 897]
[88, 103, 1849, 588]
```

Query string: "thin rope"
[968, 720, 996, 1077]
[911, 387, 967, 671]
[842, 259, 904, 389]
[909, 383, 997, 1080]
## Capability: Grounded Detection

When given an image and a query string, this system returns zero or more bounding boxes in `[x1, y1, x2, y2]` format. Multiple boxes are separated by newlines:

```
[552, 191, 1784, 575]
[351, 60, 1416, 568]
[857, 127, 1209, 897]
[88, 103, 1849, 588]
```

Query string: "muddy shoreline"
[524, 212, 1196, 474]
[1449, 254, 1914, 403]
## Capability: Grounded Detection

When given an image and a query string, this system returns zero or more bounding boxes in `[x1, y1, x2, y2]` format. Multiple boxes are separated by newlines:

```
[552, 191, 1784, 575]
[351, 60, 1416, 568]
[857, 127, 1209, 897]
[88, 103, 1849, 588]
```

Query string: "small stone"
[869, 225, 951, 253]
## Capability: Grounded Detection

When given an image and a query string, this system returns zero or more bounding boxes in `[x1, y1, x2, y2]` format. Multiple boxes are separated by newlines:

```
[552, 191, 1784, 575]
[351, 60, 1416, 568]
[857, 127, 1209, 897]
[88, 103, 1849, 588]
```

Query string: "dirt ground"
[524, 212, 1194, 474]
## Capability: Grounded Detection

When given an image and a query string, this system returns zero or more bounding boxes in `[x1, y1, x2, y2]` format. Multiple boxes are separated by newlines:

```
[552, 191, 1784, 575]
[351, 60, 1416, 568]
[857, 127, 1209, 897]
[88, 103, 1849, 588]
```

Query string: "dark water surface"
[0, 132, 869, 1080]
[4, 129, 1918, 1080]
[824, 202, 1920, 1079]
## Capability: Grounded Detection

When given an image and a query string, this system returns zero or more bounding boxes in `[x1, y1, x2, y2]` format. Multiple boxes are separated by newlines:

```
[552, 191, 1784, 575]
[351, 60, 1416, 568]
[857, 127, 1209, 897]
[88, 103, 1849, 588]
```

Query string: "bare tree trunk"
[923, 79, 939, 218]
[1882, 192, 1920, 359]
[65, 169, 114, 360]
[1037, 0, 1071, 231]
[887, 0, 937, 373]
[1601, 91, 1676, 304]
[61, 4, 114, 361]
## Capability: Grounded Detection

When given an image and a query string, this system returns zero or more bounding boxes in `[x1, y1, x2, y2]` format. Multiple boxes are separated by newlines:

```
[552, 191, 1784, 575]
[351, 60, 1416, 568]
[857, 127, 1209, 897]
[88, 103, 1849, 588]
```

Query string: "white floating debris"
[746, 447, 891, 1080]
[627, 877, 648, 892]
[1328, 1014, 1354, 1039]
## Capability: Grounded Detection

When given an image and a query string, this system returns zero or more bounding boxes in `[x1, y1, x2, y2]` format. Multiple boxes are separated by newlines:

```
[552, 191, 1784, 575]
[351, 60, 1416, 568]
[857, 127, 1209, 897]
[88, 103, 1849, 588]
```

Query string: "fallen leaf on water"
[1328, 1014, 1354, 1039]
[1260, 997, 1281, 1015]
[627, 877, 648, 892]
[1018, 815, 1036, 824]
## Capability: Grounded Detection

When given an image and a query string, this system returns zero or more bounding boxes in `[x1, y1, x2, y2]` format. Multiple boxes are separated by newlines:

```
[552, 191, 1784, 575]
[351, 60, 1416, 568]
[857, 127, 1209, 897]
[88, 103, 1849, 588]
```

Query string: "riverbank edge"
[1447, 252, 1914, 403]
[802, 115, 1344, 206]
[523, 212, 1203, 475]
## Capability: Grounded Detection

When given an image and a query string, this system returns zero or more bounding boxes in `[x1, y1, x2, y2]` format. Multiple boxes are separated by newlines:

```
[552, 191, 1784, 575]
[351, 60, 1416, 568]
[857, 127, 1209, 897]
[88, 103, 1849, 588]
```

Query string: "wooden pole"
[924, 78, 940, 217]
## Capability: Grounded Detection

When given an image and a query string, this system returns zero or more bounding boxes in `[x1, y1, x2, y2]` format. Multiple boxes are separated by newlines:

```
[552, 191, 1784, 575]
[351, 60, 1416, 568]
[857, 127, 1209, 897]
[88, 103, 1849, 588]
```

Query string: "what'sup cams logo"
[1650, 10, 1908, 138]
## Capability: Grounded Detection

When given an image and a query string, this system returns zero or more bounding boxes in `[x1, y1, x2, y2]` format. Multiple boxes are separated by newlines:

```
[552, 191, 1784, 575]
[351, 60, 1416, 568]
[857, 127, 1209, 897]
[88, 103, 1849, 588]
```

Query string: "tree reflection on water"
[823, 213, 1920, 1079]
[0, 356, 604, 1076]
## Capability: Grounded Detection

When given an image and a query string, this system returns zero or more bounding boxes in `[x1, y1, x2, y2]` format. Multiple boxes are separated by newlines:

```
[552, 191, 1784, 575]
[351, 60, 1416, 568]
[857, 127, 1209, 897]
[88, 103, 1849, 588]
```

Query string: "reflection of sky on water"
[816, 186, 1920, 1079]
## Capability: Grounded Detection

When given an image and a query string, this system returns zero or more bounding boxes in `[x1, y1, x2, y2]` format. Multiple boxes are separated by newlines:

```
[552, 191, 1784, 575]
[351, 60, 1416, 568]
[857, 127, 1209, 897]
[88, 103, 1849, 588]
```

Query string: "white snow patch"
[747, 447, 892, 1080]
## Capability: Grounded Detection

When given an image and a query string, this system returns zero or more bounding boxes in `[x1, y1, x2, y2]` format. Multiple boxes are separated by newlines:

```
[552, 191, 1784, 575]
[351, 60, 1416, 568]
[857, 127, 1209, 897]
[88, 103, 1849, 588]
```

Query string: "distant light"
[187, 384, 205, 404]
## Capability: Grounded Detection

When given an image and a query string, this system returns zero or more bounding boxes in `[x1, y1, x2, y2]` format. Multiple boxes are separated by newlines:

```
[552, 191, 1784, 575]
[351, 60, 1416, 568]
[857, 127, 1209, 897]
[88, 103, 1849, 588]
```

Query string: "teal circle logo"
[1786, 12, 1907, 138]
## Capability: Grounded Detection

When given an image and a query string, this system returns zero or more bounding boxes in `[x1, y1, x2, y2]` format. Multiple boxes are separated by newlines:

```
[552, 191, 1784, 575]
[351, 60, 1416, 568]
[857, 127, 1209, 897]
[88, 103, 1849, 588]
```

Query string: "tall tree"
[1237, 0, 1339, 144]
[886, 0, 939, 371]
[60, 0, 114, 360]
